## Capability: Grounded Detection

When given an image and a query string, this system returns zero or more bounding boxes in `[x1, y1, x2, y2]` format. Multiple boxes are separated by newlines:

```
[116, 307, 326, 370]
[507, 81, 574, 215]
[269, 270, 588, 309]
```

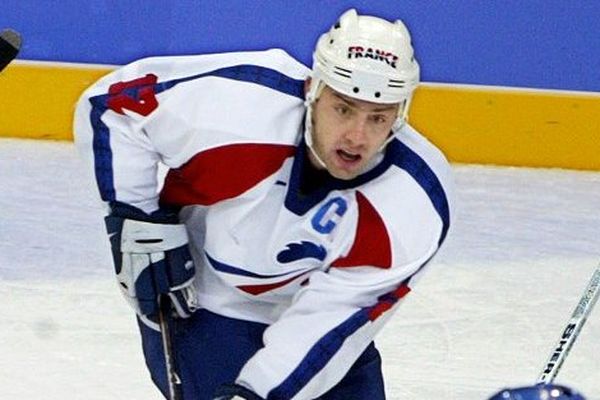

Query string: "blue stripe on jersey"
[268, 308, 371, 399]
[87, 65, 305, 201]
[154, 64, 305, 99]
[267, 283, 410, 399]
[387, 139, 451, 245]
[205, 252, 306, 279]
[88, 95, 116, 201]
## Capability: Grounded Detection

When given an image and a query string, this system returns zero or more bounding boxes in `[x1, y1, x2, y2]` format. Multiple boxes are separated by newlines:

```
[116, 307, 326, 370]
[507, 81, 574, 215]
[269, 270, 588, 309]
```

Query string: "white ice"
[1, 138, 599, 399]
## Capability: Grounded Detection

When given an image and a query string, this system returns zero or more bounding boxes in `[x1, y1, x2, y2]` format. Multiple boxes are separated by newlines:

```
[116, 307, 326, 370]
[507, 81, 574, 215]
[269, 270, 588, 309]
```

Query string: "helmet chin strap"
[304, 124, 329, 170]
[377, 97, 411, 152]
[304, 80, 328, 170]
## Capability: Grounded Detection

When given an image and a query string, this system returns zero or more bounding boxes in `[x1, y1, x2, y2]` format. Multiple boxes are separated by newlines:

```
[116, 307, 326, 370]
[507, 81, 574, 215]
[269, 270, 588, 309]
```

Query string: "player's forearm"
[232, 269, 411, 399]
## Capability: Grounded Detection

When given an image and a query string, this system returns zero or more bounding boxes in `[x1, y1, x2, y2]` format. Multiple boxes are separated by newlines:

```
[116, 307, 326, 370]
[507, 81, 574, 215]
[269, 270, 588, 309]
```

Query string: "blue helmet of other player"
[488, 384, 586, 400]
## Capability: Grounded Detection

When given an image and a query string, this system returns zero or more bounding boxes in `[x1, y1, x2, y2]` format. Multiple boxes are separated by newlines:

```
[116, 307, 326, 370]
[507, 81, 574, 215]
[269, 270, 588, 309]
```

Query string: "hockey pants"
[138, 308, 386, 400]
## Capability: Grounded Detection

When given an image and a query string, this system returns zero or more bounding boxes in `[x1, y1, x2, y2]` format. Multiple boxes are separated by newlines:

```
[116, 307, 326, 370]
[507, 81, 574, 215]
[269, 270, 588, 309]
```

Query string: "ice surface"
[1, 138, 599, 399]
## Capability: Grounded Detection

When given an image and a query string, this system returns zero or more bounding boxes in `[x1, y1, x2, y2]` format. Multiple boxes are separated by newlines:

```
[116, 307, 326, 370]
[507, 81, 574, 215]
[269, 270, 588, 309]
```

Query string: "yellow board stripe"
[0, 62, 113, 140]
[410, 84, 600, 170]
[1, 62, 599, 170]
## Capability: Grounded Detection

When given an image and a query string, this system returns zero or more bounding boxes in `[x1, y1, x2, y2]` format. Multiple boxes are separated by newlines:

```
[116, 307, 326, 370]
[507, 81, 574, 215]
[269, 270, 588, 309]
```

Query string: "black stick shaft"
[158, 295, 183, 400]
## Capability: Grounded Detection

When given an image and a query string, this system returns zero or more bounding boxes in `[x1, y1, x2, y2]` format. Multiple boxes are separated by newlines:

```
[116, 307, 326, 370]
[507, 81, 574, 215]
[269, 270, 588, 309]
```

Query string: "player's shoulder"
[385, 123, 454, 211]
[394, 123, 452, 186]
[355, 125, 454, 255]
[80, 49, 310, 110]
[363, 123, 453, 201]
[83, 49, 308, 96]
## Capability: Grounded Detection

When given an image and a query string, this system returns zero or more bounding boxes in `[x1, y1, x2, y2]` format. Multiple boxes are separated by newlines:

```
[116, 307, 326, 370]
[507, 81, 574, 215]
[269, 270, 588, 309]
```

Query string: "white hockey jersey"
[74, 49, 454, 400]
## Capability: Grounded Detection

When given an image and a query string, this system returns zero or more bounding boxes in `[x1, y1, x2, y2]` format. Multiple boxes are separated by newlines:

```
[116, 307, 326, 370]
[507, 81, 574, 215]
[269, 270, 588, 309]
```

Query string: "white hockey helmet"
[308, 8, 420, 109]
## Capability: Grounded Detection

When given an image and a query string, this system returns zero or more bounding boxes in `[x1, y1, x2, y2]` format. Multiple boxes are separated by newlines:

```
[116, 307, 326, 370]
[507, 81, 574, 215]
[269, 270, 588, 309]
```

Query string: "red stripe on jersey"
[160, 143, 296, 206]
[368, 284, 411, 320]
[331, 191, 392, 269]
[237, 272, 308, 295]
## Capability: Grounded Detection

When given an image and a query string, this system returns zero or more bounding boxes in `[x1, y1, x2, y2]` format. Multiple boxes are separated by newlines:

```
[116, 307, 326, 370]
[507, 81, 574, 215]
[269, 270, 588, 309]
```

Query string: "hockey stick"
[0, 28, 22, 73]
[536, 261, 600, 384]
[158, 295, 184, 400]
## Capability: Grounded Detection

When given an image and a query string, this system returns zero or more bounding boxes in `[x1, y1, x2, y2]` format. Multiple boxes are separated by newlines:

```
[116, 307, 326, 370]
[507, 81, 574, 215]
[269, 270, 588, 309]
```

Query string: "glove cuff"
[120, 219, 189, 252]
[108, 201, 179, 224]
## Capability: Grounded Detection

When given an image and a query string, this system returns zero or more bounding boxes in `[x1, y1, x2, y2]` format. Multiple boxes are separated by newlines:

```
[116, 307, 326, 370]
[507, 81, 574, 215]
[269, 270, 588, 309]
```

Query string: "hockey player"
[74, 9, 453, 400]
[488, 383, 586, 399]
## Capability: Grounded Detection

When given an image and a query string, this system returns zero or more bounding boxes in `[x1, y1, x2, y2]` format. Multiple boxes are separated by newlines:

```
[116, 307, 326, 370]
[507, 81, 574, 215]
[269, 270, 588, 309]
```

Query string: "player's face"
[309, 86, 399, 180]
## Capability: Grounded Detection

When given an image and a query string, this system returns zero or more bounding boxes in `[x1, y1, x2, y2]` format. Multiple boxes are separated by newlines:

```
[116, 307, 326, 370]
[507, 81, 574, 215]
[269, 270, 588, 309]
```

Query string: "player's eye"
[334, 104, 351, 116]
[371, 114, 387, 124]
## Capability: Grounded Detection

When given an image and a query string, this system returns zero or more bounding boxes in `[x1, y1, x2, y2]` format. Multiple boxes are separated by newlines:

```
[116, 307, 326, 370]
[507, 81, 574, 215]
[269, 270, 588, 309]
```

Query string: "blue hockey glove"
[213, 384, 264, 400]
[105, 202, 197, 323]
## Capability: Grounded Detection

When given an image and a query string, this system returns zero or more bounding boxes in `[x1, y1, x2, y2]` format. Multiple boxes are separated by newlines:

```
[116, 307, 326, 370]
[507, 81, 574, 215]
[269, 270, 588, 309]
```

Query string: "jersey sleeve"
[73, 49, 308, 213]
[235, 141, 454, 399]
[235, 259, 428, 399]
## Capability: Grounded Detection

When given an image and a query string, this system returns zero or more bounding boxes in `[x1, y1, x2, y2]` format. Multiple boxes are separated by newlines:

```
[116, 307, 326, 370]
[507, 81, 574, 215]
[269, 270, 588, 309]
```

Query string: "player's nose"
[344, 117, 368, 145]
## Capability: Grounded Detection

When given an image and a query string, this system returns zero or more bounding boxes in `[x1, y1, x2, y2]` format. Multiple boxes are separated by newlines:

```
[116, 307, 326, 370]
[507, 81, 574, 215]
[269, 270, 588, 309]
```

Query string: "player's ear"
[304, 78, 312, 96]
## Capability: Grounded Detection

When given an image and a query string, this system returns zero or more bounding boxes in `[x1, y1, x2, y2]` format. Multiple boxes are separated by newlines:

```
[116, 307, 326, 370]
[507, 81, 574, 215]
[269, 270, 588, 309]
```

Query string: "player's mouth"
[336, 149, 362, 163]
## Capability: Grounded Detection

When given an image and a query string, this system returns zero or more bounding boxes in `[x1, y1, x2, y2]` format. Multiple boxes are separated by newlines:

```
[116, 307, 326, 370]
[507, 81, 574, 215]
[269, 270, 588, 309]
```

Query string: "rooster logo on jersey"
[277, 241, 327, 264]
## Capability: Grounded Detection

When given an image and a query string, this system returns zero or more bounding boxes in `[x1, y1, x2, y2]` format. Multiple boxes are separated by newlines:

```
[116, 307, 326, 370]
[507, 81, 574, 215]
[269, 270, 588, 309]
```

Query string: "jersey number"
[107, 73, 159, 116]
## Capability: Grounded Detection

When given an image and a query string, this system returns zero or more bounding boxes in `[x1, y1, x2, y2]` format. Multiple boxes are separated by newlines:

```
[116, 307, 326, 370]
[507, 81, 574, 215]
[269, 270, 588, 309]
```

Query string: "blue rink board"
[1, 0, 599, 92]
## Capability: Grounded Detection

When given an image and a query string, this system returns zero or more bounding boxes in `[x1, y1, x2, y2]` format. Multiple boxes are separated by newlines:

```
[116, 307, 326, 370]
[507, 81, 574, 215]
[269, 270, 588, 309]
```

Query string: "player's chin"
[327, 163, 363, 180]
[328, 153, 364, 180]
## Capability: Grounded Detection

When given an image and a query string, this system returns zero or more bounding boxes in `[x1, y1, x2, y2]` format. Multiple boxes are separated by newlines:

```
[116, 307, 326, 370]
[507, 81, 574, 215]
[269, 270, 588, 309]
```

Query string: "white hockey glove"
[105, 202, 197, 322]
